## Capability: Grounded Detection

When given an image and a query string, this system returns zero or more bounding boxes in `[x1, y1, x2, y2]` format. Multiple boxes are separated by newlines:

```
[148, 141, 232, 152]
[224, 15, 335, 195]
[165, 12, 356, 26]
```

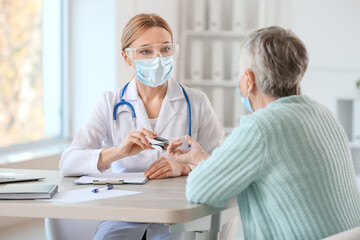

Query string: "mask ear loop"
[242, 71, 253, 98]
[246, 78, 254, 111]
[246, 76, 253, 99]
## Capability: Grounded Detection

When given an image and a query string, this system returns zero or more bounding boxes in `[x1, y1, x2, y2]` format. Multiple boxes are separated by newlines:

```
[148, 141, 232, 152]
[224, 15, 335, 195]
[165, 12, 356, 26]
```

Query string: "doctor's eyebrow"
[139, 41, 171, 47]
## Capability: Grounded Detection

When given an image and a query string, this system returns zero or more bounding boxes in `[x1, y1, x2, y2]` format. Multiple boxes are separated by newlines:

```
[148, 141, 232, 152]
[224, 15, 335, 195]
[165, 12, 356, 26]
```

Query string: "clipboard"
[92, 179, 124, 185]
[74, 172, 148, 185]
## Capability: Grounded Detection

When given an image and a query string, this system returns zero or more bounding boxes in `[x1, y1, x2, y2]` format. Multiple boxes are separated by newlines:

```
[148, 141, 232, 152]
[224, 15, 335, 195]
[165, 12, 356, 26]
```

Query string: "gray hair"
[240, 26, 309, 98]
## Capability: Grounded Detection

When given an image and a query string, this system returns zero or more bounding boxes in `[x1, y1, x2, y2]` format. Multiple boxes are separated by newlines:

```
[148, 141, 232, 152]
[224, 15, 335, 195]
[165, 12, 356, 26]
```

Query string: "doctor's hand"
[97, 129, 156, 171]
[118, 129, 156, 157]
[167, 135, 210, 166]
[144, 157, 191, 180]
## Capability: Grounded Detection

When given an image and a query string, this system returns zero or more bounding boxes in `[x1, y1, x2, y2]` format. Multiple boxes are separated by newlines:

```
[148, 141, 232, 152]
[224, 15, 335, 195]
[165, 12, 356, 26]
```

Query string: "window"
[0, 0, 64, 149]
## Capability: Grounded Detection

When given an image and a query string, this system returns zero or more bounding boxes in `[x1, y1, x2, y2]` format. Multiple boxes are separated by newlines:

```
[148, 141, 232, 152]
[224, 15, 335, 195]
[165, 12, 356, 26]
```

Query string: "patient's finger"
[167, 140, 183, 154]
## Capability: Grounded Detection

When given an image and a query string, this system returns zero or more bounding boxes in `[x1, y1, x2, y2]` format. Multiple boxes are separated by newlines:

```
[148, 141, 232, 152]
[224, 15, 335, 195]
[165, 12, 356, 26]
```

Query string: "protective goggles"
[125, 43, 179, 61]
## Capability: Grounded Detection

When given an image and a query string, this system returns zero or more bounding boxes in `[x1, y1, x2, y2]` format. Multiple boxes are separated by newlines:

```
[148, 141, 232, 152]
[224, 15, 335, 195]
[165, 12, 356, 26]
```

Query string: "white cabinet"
[177, 0, 289, 134]
[178, 0, 263, 135]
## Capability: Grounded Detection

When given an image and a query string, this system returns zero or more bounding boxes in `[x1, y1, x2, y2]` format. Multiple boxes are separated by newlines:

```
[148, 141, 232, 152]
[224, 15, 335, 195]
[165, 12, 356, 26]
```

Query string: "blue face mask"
[134, 56, 174, 88]
[238, 73, 254, 112]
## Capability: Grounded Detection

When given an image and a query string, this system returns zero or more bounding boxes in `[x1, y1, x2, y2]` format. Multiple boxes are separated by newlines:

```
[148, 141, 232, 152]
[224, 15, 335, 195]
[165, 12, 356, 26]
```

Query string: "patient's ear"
[245, 70, 256, 93]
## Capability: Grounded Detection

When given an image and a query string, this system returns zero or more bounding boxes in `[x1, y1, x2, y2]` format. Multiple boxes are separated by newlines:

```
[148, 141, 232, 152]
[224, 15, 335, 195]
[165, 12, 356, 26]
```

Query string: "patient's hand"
[144, 156, 191, 180]
[167, 135, 210, 166]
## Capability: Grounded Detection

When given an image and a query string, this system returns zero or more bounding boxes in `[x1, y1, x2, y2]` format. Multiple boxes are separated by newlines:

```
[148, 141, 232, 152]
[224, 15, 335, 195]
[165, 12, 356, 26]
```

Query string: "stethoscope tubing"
[113, 81, 192, 146]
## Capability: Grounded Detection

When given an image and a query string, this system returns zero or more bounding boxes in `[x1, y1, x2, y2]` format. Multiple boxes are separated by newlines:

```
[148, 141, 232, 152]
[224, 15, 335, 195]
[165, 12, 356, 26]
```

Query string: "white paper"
[211, 41, 224, 82]
[74, 172, 147, 185]
[40, 188, 141, 203]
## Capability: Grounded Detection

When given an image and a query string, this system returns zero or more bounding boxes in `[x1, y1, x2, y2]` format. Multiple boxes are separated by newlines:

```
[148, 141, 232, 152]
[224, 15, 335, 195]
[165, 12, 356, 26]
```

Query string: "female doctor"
[59, 13, 223, 240]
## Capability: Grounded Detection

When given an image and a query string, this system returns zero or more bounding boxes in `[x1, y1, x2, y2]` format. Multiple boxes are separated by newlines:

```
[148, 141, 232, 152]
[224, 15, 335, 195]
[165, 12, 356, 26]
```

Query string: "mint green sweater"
[186, 95, 360, 240]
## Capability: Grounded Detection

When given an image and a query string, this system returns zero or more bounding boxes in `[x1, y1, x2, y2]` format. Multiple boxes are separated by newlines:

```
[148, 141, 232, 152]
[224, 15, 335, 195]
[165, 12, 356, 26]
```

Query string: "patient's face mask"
[125, 43, 179, 88]
[238, 72, 254, 112]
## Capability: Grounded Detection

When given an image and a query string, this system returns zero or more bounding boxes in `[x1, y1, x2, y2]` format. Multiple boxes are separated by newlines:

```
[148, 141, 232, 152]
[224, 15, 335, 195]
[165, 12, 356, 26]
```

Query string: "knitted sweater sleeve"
[186, 116, 265, 207]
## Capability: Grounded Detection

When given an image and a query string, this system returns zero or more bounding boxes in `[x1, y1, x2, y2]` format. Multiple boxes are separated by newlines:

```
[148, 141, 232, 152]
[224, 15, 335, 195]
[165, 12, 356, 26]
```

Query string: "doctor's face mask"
[125, 43, 179, 88]
[134, 56, 174, 88]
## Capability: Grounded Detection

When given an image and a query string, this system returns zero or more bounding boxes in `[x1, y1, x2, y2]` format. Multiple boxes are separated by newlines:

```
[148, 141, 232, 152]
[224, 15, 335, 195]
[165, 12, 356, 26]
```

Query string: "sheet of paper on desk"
[74, 172, 147, 185]
[40, 187, 141, 203]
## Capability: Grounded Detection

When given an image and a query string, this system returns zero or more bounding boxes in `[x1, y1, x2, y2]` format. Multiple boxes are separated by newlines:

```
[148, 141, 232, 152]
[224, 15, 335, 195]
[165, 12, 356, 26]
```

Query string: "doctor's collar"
[120, 77, 185, 102]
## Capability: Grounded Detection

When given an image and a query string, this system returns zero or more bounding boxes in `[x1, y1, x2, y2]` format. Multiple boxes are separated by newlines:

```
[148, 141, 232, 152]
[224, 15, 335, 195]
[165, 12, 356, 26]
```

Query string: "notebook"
[74, 172, 148, 185]
[0, 172, 45, 184]
[0, 184, 58, 200]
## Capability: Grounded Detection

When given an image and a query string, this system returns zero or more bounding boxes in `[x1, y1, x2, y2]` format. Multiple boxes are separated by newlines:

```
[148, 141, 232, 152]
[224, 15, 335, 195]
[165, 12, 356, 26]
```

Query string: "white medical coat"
[59, 78, 224, 176]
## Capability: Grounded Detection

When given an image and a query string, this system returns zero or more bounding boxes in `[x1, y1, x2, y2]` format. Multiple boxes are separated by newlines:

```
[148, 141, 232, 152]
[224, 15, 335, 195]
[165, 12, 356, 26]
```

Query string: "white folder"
[190, 40, 203, 82]
[231, 42, 241, 82]
[258, 0, 280, 28]
[232, 0, 247, 31]
[193, 0, 206, 31]
[211, 40, 224, 82]
[209, 0, 222, 31]
[212, 88, 224, 125]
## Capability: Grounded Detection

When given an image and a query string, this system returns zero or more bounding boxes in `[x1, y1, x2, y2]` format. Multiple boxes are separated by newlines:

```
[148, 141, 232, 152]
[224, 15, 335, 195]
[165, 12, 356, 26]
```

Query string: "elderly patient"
[167, 26, 360, 240]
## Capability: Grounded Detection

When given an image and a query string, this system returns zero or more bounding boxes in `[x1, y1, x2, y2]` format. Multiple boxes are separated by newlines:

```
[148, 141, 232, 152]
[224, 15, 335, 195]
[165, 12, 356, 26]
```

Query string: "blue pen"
[92, 184, 114, 193]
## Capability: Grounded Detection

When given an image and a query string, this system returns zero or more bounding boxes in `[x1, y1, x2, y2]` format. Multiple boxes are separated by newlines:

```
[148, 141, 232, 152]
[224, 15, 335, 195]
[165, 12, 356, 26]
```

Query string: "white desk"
[0, 169, 239, 239]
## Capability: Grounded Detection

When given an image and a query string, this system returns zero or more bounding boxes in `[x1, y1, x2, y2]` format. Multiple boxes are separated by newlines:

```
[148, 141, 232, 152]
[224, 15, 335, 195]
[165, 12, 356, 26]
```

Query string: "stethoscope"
[113, 81, 192, 145]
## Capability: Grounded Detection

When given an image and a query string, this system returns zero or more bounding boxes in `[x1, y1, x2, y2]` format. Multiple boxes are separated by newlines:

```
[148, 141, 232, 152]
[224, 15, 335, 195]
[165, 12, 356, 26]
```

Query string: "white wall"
[290, 0, 360, 114]
[246, 0, 360, 115]
[69, 0, 118, 134]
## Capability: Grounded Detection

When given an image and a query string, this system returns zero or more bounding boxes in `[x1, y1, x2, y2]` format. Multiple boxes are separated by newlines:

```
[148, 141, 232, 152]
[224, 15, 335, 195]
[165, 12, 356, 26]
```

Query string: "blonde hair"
[121, 13, 173, 51]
